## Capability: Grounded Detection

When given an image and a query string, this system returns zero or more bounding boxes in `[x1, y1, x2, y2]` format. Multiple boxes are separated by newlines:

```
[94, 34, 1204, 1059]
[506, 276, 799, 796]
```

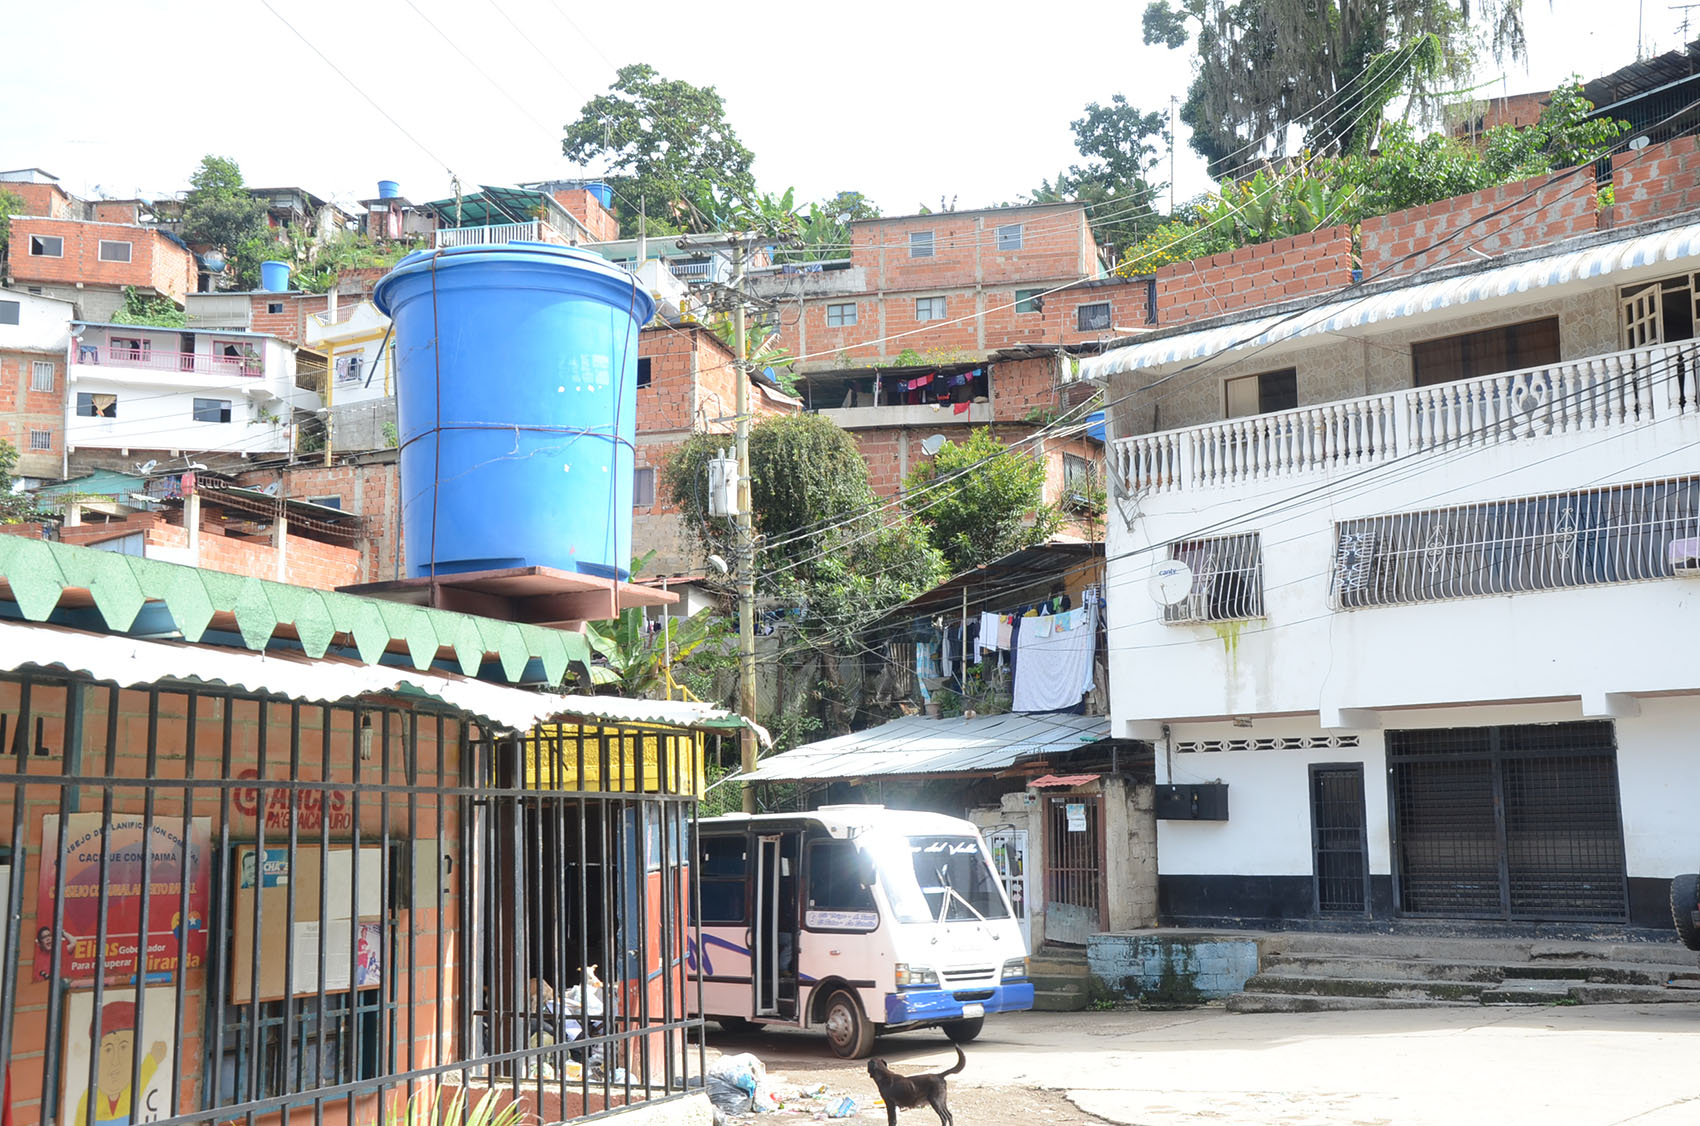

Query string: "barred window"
[1164, 532, 1264, 622]
[1331, 476, 1700, 608]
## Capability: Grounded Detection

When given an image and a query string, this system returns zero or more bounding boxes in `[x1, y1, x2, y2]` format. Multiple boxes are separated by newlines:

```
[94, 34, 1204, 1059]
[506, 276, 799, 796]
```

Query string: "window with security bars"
[31, 361, 54, 391]
[1164, 533, 1264, 622]
[28, 429, 51, 451]
[1331, 476, 1700, 608]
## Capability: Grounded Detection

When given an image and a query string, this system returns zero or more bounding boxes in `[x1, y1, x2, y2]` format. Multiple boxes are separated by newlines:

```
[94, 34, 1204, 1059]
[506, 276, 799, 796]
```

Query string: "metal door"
[986, 828, 1031, 949]
[1388, 722, 1628, 921]
[1309, 764, 1370, 915]
[753, 835, 781, 1016]
[1044, 796, 1107, 944]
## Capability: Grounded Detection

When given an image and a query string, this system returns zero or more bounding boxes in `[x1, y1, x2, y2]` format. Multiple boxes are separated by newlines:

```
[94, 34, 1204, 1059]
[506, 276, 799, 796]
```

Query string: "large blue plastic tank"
[260, 260, 290, 292]
[373, 243, 656, 581]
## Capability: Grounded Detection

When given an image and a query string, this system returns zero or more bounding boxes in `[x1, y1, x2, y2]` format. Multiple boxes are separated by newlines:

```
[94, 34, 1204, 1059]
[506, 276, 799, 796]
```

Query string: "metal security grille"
[0, 671, 706, 1126]
[1165, 533, 1264, 622]
[1309, 765, 1369, 914]
[1045, 796, 1106, 929]
[1388, 722, 1628, 921]
[1332, 476, 1700, 608]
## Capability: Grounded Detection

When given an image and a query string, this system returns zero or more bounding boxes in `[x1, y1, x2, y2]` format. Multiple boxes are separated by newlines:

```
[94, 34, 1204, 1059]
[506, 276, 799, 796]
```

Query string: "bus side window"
[806, 840, 875, 912]
[698, 836, 748, 925]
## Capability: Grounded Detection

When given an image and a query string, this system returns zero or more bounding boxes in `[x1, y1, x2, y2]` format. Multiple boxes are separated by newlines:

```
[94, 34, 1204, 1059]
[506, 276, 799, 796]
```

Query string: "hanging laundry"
[997, 616, 1013, 650]
[1030, 614, 1055, 639]
[979, 611, 1001, 651]
[953, 401, 971, 414]
[1013, 600, 1099, 712]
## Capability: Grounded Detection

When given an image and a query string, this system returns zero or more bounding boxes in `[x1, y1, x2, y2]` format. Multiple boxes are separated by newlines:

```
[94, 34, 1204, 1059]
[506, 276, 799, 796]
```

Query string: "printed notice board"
[229, 844, 383, 1003]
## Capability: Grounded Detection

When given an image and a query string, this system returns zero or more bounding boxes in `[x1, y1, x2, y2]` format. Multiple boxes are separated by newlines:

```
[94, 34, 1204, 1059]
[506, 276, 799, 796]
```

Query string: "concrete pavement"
[716, 1003, 1700, 1125]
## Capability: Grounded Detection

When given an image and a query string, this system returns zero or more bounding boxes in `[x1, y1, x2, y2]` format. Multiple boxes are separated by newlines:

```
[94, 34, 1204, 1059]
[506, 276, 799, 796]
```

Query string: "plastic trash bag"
[706, 1074, 752, 1116]
[826, 1096, 857, 1118]
[707, 1053, 770, 1114]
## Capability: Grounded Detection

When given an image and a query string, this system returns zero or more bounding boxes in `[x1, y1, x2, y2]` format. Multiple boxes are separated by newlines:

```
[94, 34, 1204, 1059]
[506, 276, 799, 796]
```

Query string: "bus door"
[753, 832, 800, 1020]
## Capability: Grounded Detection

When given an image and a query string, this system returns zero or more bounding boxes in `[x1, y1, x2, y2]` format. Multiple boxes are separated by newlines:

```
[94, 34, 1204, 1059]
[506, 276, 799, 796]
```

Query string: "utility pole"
[731, 240, 758, 812]
[1169, 95, 1179, 218]
[675, 230, 763, 810]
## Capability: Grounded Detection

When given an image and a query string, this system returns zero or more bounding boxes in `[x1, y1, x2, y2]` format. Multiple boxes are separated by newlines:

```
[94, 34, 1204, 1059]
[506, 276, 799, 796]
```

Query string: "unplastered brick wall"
[234, 459, 401, 582]
[7, 218, 196, 303]
[1611, 135, 1700, 226]
[0, 348, 64, 477]
[247, 292, 333, 342]
[1155, 226, 1354, 324]
[553, 189, 621, 243]
[5, 181, 73, 218]
[1359, 172, 1599, 279]
[852, 205, 1095, 291]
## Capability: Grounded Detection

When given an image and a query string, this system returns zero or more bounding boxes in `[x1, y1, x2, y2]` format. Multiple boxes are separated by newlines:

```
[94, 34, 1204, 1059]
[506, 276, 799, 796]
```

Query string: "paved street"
[707, 1003, 1700, 1126]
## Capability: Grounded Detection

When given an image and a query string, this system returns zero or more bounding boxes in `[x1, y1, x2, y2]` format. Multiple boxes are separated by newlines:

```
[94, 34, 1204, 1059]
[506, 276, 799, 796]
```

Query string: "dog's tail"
[943, 1044, 966, 1077]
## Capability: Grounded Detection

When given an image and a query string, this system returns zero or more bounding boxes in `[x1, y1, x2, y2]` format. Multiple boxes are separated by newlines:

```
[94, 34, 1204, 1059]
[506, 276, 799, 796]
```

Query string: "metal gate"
[1309, 764, 1370, 915]
[1044, 796, 1107, 944]
[1388, 722, 1628, 921]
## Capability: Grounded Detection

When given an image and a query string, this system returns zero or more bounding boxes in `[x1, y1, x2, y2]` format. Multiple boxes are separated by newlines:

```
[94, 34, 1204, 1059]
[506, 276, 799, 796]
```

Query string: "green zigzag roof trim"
[0, 536, 591, 685]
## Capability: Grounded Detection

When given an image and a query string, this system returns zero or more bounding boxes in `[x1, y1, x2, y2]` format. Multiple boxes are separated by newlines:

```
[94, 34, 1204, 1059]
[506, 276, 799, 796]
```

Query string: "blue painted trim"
[881, 982, 1035, 1024]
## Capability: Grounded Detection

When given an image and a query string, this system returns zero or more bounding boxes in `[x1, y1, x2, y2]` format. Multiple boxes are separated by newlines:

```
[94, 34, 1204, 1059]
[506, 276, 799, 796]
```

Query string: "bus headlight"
[895, 963, 939, 988]
[1001, 957, 1028, 981]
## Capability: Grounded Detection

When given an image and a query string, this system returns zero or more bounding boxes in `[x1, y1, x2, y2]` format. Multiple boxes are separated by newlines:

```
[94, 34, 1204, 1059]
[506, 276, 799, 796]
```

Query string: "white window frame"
[97, 239, 132, 263]
[29, 234, 63, 258]
[909, 230, 935, 258]
[30, 361, 54, 392]
[997, 223, 1023, 251]
[915, 296, 947, 322]
[826, 302, 857, 327]
[633, 465, 657, 508]
[28, 428, 52, 451]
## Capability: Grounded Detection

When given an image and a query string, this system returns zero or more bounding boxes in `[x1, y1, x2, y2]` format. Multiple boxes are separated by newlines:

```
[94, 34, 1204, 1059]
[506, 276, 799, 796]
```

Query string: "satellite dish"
[135, 459, 158, 475]
[920, 433, 948, 456]
[1149, 559, 1195, 606]
[262, 482, 280, 496]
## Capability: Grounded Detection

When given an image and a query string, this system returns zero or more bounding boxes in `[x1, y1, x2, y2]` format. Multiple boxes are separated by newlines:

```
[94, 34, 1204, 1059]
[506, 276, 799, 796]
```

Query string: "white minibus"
[688, 805, 1034, 1057]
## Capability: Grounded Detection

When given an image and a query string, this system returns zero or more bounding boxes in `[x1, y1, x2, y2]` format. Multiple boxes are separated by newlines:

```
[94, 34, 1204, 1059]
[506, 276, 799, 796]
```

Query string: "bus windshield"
[875, 835, 1010, 924]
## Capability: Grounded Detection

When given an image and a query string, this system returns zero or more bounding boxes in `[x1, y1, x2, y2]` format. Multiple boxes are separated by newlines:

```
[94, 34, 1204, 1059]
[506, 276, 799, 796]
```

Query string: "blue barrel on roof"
[373, 243, 656, 581]
[259, 260, 290, 292]
[582, 181, 614, 209]
[377, 179, 401, 199]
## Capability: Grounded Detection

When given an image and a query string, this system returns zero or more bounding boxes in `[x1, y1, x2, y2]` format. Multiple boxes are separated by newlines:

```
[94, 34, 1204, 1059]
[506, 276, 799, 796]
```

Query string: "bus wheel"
[822, 990, 874, 1059]
[942, 1016, 984, 1043]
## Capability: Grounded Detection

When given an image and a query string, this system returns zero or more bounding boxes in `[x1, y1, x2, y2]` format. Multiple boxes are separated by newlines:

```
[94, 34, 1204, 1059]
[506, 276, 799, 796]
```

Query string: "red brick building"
[0, 290, 74, 479]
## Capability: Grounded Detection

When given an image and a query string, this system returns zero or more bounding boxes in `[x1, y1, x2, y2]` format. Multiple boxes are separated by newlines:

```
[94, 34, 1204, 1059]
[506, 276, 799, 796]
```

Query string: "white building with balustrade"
[1084, 214, 1700, 932]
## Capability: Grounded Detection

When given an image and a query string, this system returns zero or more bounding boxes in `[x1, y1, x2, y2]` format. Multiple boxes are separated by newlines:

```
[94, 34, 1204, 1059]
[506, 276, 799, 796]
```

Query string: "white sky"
[4, 1, 1692, 219]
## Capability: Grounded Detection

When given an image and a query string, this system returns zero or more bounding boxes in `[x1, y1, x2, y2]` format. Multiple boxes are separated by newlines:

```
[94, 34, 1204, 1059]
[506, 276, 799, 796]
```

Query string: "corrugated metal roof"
[745, 711, 1109, 782]
[0, 618, 767, 741]
[1080, 221, 1700, 379]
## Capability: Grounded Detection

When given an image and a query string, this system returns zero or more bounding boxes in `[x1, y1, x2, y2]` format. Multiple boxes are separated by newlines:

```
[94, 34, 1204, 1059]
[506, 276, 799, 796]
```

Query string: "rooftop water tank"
[259, 260, 290, 293]
[377, 180, 401, 199]
[582, 181, 614, 209]
[373, 243, 656, 581]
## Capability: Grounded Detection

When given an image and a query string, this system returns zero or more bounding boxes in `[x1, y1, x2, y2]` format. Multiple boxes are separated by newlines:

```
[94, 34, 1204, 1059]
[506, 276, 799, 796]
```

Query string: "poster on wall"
[1065, 803, 1087, 832]
[231, 844, 383, 1002]
[35, 815, 212, 985]
[60, 986, 178, 1126]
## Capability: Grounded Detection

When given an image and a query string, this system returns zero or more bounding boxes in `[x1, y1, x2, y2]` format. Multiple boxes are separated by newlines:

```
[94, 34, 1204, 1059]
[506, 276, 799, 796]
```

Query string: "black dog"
[867, 1045, 965, 1126]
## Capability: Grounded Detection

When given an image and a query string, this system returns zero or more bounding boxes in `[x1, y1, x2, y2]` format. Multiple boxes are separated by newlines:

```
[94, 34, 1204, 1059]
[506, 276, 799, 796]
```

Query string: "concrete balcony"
[433, 221, 570, 248]
[815, 401, 993, 429]
[1111, 341, 1700, 497]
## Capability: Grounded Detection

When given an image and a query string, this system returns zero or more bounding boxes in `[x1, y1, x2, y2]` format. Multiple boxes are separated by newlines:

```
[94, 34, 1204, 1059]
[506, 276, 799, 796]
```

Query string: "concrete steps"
[1029, 947, 1092, 1012]
[1227, 932, 1700, 1013]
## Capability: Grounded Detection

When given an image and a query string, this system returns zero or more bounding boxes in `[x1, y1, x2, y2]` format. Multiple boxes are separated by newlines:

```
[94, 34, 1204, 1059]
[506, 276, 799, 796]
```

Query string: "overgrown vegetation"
[902, 428, 1061, 572]
[0, 188, 22, 257]
[0, 440, 42, 524]
[182, 155, 271, 289]
[110, 285, 187, 328]
[1116, 80, 1624, 275]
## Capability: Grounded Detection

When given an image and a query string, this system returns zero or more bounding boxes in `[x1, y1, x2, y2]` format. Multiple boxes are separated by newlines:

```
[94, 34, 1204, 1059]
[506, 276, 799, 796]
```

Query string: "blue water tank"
[377, 180, 401, 199]
[582, 181, 614, 209]
[374, 243, 655, 581]
[259, 260, 290, 292]
[1085, 410, 1107, 443]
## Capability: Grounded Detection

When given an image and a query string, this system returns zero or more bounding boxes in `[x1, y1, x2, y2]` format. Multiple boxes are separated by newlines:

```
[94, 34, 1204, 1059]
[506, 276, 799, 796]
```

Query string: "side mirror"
[856, 851, 877, 887]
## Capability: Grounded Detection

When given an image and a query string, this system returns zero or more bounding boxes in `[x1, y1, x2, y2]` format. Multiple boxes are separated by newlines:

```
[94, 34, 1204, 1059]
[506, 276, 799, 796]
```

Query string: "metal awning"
[744, 711, 1109, 782]
[878, 542, 1104, 623]
[424, 185, 550, 228]
[1079, 221, 1700, 379]
[0, 618, 769, 742]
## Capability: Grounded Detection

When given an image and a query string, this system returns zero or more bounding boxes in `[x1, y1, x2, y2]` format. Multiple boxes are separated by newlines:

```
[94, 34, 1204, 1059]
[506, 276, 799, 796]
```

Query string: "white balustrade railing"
[433, 221, 547, 248]
[1112, 341, 1700, 494]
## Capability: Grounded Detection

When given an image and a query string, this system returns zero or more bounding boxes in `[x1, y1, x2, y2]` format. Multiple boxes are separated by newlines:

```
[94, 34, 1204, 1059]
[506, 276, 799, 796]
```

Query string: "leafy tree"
[903, 428, 1062, 572]
[110, 285, 187, 328]
[563, 63, 756, 237]
[1030, 95, 1168, 255]
[665, 414, 947, 639]
[1145, 0, 1528, 175]
[182, 155, 272, 288]
[0, 188, 23, 257]
[584, 604, 731, 696]
[0, 440, 41, 524]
